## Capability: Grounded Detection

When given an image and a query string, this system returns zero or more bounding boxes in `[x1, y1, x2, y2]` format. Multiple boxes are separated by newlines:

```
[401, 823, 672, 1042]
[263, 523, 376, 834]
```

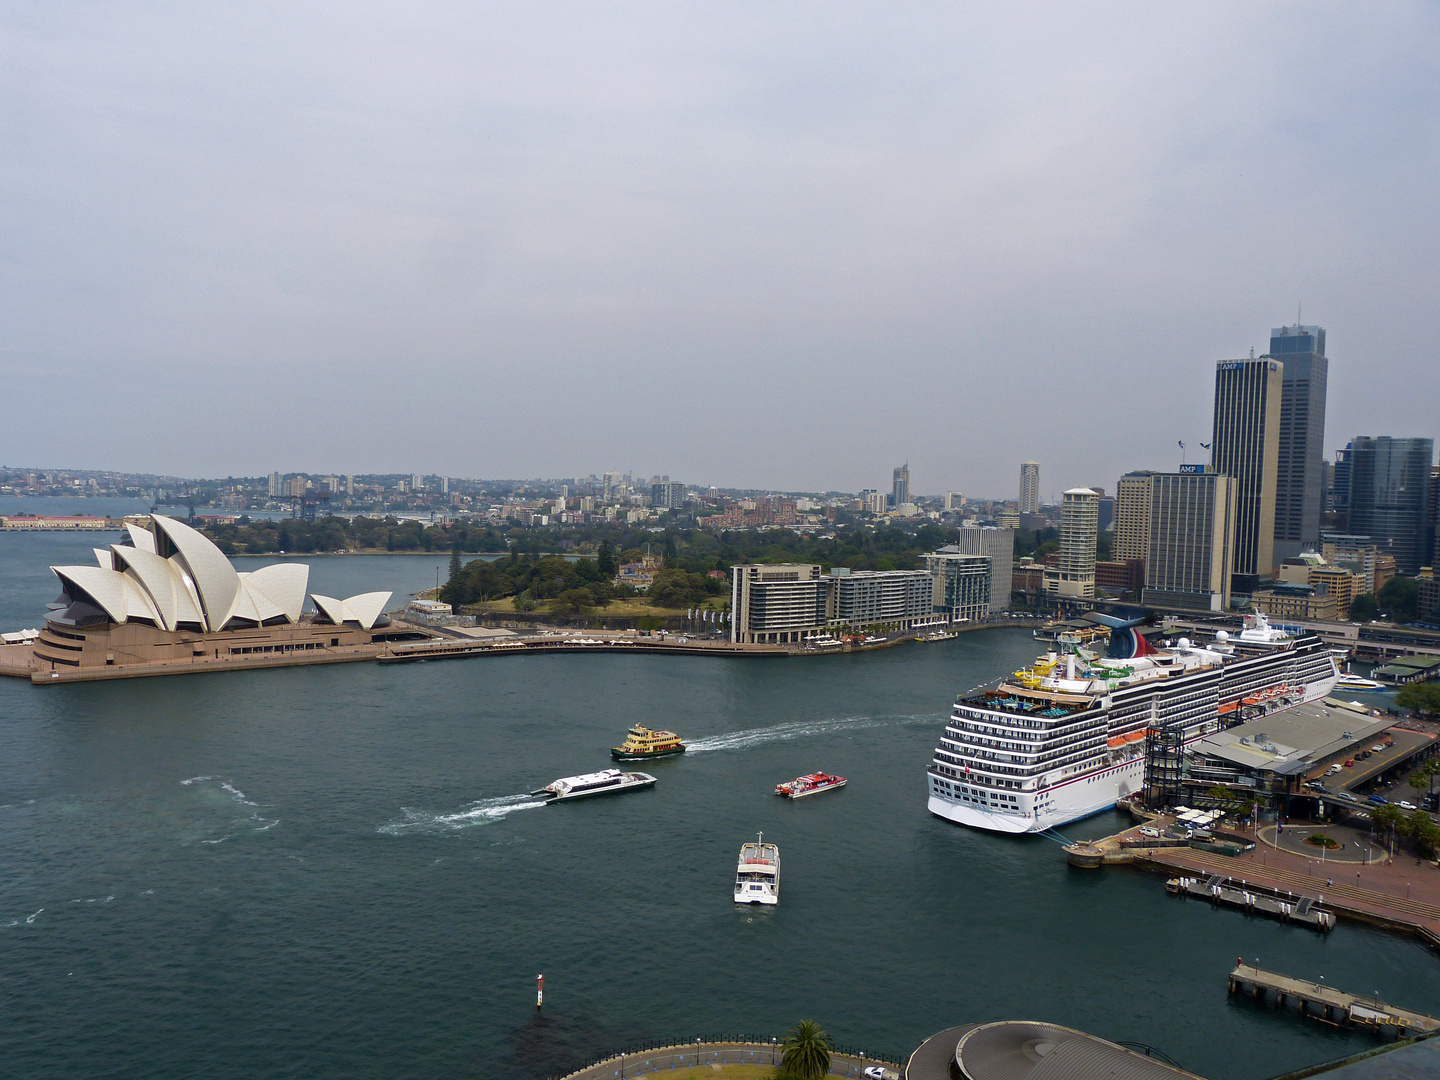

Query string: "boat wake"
[687, 713, 937, 754]
[378, 794, 547, 836]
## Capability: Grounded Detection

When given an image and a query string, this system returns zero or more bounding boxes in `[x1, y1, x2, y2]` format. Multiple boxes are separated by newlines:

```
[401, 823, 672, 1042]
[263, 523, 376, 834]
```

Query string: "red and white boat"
[775, 772, 848, 799]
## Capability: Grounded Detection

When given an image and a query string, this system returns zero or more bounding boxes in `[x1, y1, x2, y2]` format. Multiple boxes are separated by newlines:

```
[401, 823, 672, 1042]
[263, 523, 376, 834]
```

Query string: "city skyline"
[3, 7, 1438, 491]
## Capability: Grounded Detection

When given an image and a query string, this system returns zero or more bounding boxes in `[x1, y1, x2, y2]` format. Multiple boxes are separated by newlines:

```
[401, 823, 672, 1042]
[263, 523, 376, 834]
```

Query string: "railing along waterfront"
[549, 1034, 905, 1078]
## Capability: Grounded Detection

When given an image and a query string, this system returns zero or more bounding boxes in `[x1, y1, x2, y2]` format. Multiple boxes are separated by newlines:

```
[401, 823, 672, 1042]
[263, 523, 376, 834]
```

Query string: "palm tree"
[780, 1020, 832, 1079]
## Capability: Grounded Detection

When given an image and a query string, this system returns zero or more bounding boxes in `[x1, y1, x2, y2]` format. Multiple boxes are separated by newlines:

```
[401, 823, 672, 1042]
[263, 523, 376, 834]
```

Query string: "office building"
[1429, 465, 1440, 569]
[1268, 324, 1329, 562]
[729, 564, 827, 644]
[1331, 442, 1353, 521]
[864, 490, 888, 515]
[828, 568, 937, 631]
[1019, 461, 1040, 514]
[1211, 356, 1283, 593]
[892, 463, 910, 510]
[1114, 471, 1156, 562]
[924, 550, 993, 623]
[1141, 469, 1236, 613]
[944, 492, 964, 511]
[651, 481, 686, 510]
[1345, 436, 1435, 574]
[1043, 489, 1098, 600]
[1096, 495, 1114, 535]
[945, 525, 1014, 613]
[267, 471, 282, 498]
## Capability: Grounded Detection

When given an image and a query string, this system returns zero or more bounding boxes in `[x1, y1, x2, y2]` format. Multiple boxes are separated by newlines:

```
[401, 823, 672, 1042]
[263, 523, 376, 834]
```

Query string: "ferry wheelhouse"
[926, 614, 1338, 835]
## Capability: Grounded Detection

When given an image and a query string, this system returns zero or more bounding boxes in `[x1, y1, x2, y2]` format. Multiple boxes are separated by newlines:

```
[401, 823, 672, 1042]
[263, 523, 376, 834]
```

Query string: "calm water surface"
[1, 539, 1435, 1080]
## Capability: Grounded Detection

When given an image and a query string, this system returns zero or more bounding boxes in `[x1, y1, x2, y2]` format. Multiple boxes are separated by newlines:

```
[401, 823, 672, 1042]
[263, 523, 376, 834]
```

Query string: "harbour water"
[2, 537, 1437, 1079]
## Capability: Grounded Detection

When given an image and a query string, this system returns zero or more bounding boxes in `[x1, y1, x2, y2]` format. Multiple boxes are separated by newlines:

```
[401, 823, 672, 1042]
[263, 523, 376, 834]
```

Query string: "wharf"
[1132, 846, 1440, 948]
[1167, 873, 1335, 932]
[1229, 963, 1440, 1036]
[377, 635, 794, 663]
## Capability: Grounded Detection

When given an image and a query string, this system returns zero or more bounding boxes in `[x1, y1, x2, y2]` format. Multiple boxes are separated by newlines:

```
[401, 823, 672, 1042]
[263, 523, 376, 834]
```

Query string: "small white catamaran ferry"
[734, 832, 780, 906]
[531, 769, 656, 802]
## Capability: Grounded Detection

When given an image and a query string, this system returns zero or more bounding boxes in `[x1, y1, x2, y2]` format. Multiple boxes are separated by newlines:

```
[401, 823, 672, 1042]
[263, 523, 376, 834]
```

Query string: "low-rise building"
[828, 567, 936, 630]
[924, 550, 992, 623]
[729, 563, 827, 644]
[1182, 699, 1399, 811]
[1254, 584, 1339, 622]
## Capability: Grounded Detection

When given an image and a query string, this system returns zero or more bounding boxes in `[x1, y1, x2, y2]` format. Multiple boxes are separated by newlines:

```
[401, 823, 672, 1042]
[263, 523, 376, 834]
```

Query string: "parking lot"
[1301, 727, 1438, 816]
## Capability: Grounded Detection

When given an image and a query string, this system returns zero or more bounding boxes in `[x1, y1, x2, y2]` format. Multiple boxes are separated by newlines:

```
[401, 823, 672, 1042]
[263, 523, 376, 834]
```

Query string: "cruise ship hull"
[928, 756, 1146, 834]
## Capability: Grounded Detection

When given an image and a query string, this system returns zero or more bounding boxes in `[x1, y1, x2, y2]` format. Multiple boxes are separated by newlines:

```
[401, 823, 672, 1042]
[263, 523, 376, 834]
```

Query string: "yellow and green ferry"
[611, 724, 687, 761]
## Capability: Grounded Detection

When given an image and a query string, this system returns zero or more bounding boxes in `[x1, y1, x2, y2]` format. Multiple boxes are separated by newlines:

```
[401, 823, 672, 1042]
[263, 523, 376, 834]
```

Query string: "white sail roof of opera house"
[47, 515, 391, 632]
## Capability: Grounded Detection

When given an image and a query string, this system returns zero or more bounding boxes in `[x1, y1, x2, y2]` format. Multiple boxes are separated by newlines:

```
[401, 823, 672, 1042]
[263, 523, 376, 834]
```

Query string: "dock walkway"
[1229, 963, 1440, 1036]
[1134, 846, 1440, 946]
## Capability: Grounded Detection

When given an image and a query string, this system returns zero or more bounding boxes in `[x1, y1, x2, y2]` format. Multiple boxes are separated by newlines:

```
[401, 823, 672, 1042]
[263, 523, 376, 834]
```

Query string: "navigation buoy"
[536, 973, 544, 1009]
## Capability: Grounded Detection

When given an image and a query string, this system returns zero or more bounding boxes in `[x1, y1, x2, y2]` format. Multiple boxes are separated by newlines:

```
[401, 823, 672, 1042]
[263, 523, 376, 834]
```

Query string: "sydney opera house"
[8, 514, 410, 683]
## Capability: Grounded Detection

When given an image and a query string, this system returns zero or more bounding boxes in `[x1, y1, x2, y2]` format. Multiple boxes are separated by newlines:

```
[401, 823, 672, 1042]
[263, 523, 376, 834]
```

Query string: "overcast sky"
[2, 3, 1437, 498]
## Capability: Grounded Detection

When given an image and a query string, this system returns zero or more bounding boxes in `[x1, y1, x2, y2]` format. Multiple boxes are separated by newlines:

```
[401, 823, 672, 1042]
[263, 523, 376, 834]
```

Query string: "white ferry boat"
[926, 613, 1338, 835]
[532, 769, 656, 802]
[1334, 673, 1385, 692]
[734, 832, 780, 905]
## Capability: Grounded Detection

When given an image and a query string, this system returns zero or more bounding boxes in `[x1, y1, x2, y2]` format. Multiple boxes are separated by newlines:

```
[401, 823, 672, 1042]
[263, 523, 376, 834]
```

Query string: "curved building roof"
[310, 591, 391, 630]
[46, 515, 343, 633]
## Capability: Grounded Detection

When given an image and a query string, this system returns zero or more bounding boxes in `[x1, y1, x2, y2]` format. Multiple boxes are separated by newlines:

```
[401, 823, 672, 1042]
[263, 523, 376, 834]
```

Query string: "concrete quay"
[555, 1040, 900, 1079]
[1131, 845, 1440, 949]
[1229, 963, 1440, 1036]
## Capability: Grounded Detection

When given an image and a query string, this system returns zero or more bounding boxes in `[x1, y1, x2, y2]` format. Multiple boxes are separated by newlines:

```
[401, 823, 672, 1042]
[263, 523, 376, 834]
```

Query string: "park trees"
[1396, 683, 1440, 717]
[779, 1021, 832, 1080]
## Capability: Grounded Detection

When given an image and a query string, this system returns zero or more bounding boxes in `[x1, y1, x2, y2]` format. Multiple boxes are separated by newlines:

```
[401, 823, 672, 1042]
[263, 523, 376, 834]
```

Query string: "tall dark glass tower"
[1347, 436, 1435, 574]
[1211, 356, 1283, 594]
[1267, 324, 1328, 562]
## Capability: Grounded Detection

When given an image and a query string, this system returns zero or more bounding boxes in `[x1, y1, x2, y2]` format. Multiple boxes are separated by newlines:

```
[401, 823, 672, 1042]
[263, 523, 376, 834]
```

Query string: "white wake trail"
[686, 713, 937, 754]
[378, 794, 547, 836]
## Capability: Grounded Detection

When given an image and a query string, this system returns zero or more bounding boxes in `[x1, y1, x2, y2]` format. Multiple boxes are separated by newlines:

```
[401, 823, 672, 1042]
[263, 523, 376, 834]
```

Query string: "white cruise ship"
[926, 614, 1338, 835]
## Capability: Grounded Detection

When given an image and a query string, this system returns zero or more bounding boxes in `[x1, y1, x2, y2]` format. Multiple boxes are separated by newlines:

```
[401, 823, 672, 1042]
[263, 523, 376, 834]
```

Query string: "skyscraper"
[1141, 468, 1236, 613]
[1346, 436, 1435, 574]
[268, 471, 281, 497]
[1043, 488, 1097, 600]
[1114, 471, 1157, 561]
[892, 463, 910, 509]
[1019, 461, 1040, 514]
[1268, 324, 1329, 562]
[1211, 356, 1283, 594]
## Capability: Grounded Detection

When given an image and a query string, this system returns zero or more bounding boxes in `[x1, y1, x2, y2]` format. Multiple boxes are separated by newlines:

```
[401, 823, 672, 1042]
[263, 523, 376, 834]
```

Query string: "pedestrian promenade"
[557, 1040, 899, 1079]
[1135, 844, 1440, 946]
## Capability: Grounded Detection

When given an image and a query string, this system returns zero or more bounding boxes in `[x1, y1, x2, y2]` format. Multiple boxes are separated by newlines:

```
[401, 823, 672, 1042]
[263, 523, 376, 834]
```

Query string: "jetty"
[1167, 874, 1335, 932]
[1228, 963, 1440, 1036]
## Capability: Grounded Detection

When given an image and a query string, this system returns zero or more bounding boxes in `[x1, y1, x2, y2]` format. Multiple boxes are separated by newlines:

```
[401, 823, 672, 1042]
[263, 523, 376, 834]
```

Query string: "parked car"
[1344, 759, 1355, 767]
[1370, 744, 1387, 753]
[863, 1068, 900, 1080]
[1399, 801, 1417, 811]
[1328, 764, 1344, 775]
[1368, 794, 1389, 806]
[1139, 826, 1162, 838]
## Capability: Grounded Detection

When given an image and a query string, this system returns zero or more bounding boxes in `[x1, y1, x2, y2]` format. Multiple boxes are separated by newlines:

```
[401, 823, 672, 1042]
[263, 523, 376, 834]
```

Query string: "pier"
[1166, 874, 1335, 932]
[1228, 963, 1440, 1036]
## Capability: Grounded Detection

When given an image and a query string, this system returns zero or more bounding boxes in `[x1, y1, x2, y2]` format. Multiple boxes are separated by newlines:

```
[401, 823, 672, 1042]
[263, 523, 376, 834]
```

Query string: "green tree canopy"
[1396, 683, 1440, 717]
[780, 1021, 832, 1080]
[1378, 576, 1421, 622]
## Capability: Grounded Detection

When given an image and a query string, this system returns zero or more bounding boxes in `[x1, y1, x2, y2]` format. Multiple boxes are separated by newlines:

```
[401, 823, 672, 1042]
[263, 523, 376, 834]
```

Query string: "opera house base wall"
[7, 619, 428, 685]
